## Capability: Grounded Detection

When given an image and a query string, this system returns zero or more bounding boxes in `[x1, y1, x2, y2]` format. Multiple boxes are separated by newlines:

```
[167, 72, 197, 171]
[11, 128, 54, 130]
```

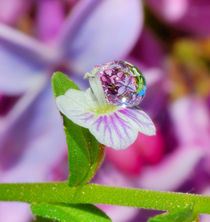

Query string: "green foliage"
[31, 203, 111, 222]
[52, 72, 104, 186]
[148, 205, 199, 222]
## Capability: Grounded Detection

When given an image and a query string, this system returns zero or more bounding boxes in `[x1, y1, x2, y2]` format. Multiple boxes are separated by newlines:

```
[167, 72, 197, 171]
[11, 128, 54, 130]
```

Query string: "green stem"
[0, 182, 210, 214]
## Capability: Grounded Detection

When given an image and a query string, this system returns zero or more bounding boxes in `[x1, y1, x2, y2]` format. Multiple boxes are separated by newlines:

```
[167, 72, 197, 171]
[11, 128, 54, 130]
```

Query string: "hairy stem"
[0, 182, 210, 214]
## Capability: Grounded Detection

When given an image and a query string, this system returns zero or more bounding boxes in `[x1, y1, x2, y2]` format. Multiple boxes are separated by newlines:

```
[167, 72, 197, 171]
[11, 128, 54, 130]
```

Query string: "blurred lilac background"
[0, 0, 210, 221]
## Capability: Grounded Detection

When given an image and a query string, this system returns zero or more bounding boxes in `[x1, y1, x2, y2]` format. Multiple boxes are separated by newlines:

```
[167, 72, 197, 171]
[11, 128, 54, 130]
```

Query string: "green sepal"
[52, 72, 104, 186]
[31, 203, 111, 222]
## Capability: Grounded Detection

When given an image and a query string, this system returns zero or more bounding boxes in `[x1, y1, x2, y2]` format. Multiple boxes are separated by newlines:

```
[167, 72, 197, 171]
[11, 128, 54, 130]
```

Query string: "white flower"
[56, 60, 156, 150]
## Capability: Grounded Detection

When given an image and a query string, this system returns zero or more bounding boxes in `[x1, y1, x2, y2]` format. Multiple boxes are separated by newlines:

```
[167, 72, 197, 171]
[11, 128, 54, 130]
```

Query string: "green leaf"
[52, 72, 104, 186]
[148, 205, 199, 222]
[31, 203, 111, 222]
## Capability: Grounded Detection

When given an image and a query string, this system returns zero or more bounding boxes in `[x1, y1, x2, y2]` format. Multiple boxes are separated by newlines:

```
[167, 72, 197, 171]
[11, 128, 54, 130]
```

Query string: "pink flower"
[145, 0, 210, 36]
[106, 131, 164, 175]
[35, 0, 65, 43]
[0, 0, 31, 25]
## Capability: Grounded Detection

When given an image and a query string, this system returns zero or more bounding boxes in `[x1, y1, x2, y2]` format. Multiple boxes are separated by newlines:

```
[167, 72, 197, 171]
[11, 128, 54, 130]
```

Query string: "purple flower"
[0, 0, 31, 25]
[35, 0, 65, 43]
[0, 0, 143, 172]
[130, 28, 165, 68]
[145, 0, 210, 36]
[136, 96, 209, 191]
[117, 75, 137, 95]
[0, 0, 143, 220]
[56, 61, 156, 150]
[92, 30, 209, 221]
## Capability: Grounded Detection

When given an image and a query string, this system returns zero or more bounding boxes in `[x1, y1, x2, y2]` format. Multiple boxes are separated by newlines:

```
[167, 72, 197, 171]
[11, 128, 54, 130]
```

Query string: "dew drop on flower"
[95, 60, 146, 107]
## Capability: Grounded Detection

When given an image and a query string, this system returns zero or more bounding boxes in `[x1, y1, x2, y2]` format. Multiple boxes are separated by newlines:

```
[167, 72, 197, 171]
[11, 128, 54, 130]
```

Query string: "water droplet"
[92, 60, 146, 107]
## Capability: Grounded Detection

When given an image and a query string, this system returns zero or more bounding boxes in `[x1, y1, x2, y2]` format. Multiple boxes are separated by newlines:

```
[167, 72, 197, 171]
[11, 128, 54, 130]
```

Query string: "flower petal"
[0, 86, 65, 221]
[106, 146, 143, 175]
[35, 0, 65, 43]
[56, 89, 155, 149]
[0, 84, 66, 222]
[0, 24, 57, 94]
[56, 88, 98, 128]
[146, 0, 188, 22]
[138, 146, 204, 191]
[117, 109, 156, 136]
[56, 89, 136, 149]
[57, 0, 143, 75]
[0, 82, 65, 173]
[90, 112, 138, 150]
[0, 0, 31, 25]
[170, 96, 210, 148]
[131, 28, 165, 68]
[146, 0, 210, 36]
[90, 108, 156, 149]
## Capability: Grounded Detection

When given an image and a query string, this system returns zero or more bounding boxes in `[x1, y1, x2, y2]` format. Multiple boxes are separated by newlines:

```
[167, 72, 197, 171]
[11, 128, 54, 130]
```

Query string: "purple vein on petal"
[119, 109, 153, 126]
[71, 112, 94, 122]
[107, 116, 114, 146]
[114, 112, 130, 139]
[110, 113, 130, 149]
[92, 116, 103, 131]
[81, 114, 95, 122]
[103, 115, 113, 145]
[110, 114, 122, 141]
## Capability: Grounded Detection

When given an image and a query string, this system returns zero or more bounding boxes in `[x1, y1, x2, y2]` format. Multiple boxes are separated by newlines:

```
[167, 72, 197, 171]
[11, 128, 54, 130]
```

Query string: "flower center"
[90, 103, 119, 115]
